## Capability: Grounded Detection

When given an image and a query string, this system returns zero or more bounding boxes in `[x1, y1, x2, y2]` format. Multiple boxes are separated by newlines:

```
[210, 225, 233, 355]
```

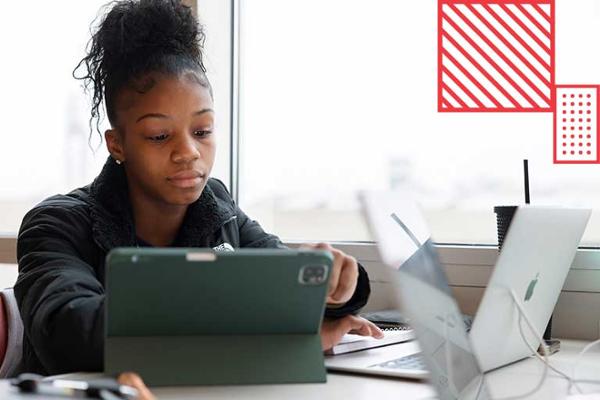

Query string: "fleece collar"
[88, 157, 234, 251]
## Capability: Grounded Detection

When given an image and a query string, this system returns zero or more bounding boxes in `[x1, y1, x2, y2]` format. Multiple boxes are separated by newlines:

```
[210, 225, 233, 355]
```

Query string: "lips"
[167, 170, 205, 189]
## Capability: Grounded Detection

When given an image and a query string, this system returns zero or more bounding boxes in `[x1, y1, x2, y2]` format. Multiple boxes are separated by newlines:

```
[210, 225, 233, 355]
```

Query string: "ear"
[105, 129, 125, 163]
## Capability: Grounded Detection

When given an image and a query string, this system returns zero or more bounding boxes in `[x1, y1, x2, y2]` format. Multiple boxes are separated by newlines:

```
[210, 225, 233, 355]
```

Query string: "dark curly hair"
[74, 0, 211, 141]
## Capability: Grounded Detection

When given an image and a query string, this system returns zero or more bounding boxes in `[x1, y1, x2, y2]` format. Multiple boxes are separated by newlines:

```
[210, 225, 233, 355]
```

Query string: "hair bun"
[75, 0, 210, 137]
[100, 0, 203, 71]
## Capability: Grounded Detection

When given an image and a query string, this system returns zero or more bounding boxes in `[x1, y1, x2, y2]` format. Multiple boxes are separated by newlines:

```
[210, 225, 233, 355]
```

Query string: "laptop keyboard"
[372, 353, 427, 371]
[362, 314, 473, 373]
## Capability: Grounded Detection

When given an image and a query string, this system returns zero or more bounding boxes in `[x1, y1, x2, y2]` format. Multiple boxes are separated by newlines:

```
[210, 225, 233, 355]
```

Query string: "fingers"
[299, 242, 331, 252]
[321, 316, 385, 350]
[300, 242, 360, 306]
[118, 372, 156, 400]
[328, 254, 359, 304]
[325, 247, 343, 300]
[346, 316, 384, 339]
[301, 243, 339, 298]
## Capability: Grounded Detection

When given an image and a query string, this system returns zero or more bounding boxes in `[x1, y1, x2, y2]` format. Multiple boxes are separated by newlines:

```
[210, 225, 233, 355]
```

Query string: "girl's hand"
[321, 315, 384, 351]
[301, 242, 359, 306]
[118, 372, 156, 400]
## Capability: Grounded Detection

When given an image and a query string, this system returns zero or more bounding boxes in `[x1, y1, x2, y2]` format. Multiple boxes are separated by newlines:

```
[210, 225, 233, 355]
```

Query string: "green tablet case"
[104, 248, 332, 386]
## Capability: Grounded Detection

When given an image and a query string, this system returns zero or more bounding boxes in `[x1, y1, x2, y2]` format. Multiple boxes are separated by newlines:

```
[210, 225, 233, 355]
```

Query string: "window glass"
[0, 1, 230, 234]
[238, 0, 600, 245]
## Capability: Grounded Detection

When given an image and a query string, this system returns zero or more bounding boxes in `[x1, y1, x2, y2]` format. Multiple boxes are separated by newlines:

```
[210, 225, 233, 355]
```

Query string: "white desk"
[0, 340, 598, 399]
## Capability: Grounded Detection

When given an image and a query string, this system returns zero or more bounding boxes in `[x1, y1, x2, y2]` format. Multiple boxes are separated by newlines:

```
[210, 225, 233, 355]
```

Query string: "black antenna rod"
[523, 159, 530, 204]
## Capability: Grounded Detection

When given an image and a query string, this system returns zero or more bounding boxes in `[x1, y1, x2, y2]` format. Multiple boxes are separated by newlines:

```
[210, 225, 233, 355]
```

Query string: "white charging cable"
[517, 310, 580, 391]
[493, 288, 551, 400]
[494, 288, 600, 399]
[510, 290, 600, 396]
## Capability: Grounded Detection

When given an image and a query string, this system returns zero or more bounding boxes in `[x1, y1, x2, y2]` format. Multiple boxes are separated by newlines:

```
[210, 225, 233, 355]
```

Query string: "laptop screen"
[360, 191, 490, 400]
[396, 240, 489, 400]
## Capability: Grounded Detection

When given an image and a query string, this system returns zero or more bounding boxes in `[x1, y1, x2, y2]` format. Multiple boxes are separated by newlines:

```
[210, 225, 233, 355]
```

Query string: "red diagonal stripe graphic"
[441, 90, 459, 108]
[442, 82, 469, 108]
[442, 65, 486, 108]
[515, 3, 551, 40]
[483, 4, 552, 93]
[465, 4, 551, 85]
[442, 30, 519, 108]
[532, 3, 551, 25]
[441, 98, 452, 108]
[442, 48, 503, 108]
[442, 16, 537, 108]
[448, 5, 550, 106]
[494, 3, 551, 55]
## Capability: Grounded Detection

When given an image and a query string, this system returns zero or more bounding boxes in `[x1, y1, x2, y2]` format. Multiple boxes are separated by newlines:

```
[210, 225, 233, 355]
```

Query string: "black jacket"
[15, 158, 370, 375]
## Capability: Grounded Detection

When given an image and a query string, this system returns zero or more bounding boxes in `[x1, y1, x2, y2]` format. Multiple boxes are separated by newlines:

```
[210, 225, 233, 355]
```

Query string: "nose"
[171, 133, 200, 164]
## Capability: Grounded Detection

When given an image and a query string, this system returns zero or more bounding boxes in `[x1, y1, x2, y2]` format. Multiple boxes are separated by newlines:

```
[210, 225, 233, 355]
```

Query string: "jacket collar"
[88, 157, 234, 251]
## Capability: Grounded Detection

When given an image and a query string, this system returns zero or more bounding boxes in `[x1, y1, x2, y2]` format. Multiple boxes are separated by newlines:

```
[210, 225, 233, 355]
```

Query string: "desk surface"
[1, 340, 598, 400]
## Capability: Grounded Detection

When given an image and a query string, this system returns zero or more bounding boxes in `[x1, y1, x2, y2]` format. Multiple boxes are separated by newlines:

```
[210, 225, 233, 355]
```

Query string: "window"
[0, 1, 109, 235]
[0, 0, 231, 235]
[238, 0, 600, 245]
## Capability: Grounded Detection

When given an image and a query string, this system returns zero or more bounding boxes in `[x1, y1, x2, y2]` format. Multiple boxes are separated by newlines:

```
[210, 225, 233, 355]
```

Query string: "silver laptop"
[325, 190, 589, 398]
[470, 206, 590, 371]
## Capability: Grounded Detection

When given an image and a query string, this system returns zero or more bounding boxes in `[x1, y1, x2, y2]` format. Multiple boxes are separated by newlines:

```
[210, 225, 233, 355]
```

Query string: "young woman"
[15, 0, 381, 376]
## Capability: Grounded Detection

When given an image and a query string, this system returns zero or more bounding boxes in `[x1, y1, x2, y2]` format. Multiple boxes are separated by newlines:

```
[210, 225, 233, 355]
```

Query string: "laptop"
[325, 190, 589, 394]
[469, 205, 591, 371]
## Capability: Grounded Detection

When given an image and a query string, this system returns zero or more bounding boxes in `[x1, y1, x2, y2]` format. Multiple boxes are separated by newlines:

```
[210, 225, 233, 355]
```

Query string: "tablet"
[104, 247, 332, 386]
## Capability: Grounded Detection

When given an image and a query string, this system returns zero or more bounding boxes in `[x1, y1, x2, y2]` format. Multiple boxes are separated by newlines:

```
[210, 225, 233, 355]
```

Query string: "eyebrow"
[135, 108, 214, 123]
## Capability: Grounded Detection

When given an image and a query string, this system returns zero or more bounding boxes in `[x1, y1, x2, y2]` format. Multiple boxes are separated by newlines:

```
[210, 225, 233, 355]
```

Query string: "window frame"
[229, 0, 241, 201]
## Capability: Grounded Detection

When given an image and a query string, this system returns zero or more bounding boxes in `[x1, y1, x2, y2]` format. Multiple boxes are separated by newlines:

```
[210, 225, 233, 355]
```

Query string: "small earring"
[115, 159, 122, 165]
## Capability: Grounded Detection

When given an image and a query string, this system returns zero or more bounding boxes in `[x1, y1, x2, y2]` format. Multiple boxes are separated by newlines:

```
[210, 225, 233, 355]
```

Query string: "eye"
[148, 133, 169, 142]
[194, 129, 212, 138]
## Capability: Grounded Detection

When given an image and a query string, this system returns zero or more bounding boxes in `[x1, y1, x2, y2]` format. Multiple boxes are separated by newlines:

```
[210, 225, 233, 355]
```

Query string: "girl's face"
[106, 72, 215, 207]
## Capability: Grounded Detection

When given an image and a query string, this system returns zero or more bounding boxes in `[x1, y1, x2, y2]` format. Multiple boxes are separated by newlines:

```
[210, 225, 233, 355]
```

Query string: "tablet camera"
[299, 265, 328, 285]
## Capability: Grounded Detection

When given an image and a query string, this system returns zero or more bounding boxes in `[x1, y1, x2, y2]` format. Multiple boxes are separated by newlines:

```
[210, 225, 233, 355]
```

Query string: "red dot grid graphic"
[554, 85, 599, 164]
[436, 1, 599, 164]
